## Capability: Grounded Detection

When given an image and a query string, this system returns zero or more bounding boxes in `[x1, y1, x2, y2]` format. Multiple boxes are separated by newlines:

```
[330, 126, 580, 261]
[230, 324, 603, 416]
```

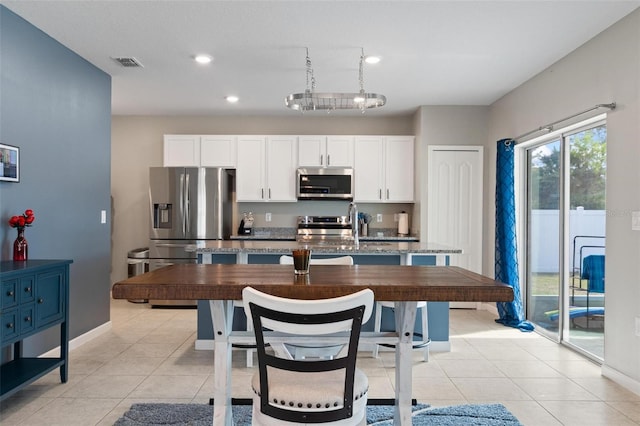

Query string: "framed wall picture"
[0, 143, 20, 182]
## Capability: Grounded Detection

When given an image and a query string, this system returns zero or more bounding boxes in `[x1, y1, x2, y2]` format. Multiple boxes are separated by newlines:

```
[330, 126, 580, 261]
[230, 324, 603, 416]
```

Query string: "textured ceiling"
[3, 1, 639, 116]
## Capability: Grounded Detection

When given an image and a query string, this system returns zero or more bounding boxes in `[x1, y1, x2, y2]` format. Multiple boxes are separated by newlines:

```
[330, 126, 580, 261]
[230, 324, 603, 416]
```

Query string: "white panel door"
[428, 146, 483, 307]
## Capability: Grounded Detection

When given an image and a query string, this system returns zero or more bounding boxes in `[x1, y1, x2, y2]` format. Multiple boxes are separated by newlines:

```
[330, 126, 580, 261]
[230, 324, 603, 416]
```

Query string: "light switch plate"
[265, 213, 272, 222]
[633, 211, 640, 231]
[100, 210, 107, 224]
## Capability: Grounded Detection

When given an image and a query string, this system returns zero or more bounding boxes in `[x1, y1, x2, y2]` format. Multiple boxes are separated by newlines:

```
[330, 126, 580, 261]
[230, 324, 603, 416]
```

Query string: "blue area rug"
[114, 402, 522, 425]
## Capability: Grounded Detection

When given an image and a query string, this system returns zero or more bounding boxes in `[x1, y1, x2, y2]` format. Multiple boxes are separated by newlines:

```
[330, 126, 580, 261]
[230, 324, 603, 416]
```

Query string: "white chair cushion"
[251, 367, 368, 412]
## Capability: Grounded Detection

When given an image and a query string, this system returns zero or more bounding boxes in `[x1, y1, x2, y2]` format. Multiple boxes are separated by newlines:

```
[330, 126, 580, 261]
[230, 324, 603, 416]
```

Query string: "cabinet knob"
[24, 316, 32, 322]
[38, 298, 44, 304]
[6, 323, 14, 329]
[25, 287, 32, 293]
[7, 290, 14, 297]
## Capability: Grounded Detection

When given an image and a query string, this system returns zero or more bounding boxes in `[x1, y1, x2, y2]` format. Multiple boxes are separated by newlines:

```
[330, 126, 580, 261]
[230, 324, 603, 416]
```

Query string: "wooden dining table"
[112, 263, 514, 426]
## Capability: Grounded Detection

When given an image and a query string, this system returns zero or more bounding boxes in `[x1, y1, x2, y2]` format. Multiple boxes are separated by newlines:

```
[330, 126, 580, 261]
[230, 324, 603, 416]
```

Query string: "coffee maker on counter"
[238, 211, 254, 235]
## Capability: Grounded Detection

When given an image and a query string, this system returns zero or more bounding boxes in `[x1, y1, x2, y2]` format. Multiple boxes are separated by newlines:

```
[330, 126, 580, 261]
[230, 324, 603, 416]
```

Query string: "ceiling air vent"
[112, 57, 144, 68]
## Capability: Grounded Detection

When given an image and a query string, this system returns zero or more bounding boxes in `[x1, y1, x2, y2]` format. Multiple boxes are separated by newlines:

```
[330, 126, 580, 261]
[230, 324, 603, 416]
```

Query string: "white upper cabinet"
[266, 136, 298, 201]
[298, 136, 353, 167]
[354, 136, 385, 202]
[164, 135, 200, 167]
[236, 136, 297, 202]
[164, 135, 237, 168]
[384, 136, 414, 202]
[200, 135, 237, 167]
[354, 136, 414, 202]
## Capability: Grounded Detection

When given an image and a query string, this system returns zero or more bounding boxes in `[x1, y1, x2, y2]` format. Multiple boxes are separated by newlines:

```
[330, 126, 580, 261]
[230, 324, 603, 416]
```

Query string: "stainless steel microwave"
[296, 167, 354, 200]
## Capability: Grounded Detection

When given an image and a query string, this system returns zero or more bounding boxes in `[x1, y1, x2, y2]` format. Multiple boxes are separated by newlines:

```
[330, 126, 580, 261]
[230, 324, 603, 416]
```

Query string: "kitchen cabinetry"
[236, 136, 297, 202]
[298, 136, 354, 167]
[163, 135, 237, 168]
[164, 135, 200, 167]
[1, 260, 72, 401]
[200, 136, 237, 167]
[354, 136, 414, 202]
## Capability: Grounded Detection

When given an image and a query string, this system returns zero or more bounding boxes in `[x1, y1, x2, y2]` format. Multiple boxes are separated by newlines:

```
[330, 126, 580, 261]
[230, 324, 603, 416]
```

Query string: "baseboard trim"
[602, 364, 640, 397]
[40, 321, 112, 358]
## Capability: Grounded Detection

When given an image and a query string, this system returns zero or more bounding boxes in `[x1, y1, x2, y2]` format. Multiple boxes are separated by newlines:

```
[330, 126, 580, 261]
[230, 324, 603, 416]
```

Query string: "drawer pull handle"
[38, 298, 44, 304]
[6, 323, 14, 329]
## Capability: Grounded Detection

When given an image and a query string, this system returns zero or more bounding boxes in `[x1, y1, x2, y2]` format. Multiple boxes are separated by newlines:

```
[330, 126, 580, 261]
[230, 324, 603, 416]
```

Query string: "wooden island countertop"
[112, 263, 513, 303]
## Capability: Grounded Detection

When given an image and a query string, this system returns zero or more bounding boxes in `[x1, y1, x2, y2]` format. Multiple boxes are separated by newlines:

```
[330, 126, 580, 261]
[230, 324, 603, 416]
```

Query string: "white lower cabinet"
[354, 136, 414, 202]
[236, 136, 297, 202]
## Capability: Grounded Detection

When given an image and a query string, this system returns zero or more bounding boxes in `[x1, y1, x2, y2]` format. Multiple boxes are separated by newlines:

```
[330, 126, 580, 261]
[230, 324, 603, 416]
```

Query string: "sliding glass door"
[523, 121, 606, 360]
[526, 139, 562, 341]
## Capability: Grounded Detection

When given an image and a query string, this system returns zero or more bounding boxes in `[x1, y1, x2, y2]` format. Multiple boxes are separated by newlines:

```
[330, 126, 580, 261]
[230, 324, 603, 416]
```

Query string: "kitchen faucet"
[348, 201, 359, 247]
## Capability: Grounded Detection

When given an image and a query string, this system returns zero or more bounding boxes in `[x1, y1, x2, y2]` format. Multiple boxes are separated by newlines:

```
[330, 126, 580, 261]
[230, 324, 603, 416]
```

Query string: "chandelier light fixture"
[285, 48, 386, 113]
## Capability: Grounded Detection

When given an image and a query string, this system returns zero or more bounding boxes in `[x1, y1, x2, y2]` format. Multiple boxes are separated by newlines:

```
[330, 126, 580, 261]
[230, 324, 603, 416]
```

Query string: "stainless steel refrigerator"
[149, 167, 233, 306]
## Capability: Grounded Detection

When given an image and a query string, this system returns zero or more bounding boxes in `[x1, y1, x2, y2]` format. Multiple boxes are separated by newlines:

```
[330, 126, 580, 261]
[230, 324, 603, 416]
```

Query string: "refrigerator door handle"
[179, 173, 186, 235]
[185, 173, 191, 234]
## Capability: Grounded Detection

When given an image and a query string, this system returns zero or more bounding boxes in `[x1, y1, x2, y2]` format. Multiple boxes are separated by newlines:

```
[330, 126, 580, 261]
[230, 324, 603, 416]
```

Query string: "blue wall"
[0, 6, 112, 355]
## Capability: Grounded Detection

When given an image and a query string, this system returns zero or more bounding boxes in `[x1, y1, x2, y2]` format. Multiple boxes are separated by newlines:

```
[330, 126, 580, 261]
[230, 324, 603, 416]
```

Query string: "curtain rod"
[513, 102, 616, 142]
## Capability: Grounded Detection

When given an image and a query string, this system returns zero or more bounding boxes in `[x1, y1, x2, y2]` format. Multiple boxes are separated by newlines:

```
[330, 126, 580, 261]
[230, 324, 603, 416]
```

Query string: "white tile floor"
[1, 299, 639, 425]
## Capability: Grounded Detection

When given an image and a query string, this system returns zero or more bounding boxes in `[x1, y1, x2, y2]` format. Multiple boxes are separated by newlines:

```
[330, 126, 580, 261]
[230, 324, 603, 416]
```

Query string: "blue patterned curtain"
[495, 139, 534, 331]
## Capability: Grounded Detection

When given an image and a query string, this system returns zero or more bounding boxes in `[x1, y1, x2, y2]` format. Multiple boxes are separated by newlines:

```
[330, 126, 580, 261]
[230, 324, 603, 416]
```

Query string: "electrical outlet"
[265, 213, 272, 222]
[394, 213, 399, 222]
[636, 317, 640, 337]
[376, 214, 383, 223]
[100, 210, 107, 224]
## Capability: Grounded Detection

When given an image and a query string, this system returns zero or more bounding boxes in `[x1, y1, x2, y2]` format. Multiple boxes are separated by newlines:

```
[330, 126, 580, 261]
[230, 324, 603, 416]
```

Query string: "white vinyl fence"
[529, 209, 606, 273]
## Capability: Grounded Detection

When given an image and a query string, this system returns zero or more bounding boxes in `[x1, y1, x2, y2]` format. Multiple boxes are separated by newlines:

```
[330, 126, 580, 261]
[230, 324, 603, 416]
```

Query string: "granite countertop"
[230, 227, 419, 242]
[187, 240, 460, 255]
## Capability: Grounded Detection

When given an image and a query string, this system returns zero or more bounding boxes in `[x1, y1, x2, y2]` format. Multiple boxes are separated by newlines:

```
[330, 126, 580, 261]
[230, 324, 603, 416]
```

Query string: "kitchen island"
[188, 240, 463, 351]
[188, 239, 459, 265]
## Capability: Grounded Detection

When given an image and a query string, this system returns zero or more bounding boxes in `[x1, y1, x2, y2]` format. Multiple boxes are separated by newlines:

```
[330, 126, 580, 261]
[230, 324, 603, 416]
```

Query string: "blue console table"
[0, 259, 72, 400]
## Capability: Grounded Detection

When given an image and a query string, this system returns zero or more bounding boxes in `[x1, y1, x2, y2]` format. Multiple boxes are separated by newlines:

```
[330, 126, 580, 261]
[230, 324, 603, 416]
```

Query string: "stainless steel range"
[296, 215, 354, 243]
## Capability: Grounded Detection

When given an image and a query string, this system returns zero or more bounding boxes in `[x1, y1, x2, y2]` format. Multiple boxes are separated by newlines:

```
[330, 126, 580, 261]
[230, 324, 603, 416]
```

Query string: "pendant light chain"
[285, 47, 386, 112]
[305, 47, 316, 94]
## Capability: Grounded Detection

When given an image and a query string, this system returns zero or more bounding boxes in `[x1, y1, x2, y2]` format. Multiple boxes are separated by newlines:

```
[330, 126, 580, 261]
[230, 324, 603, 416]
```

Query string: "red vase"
[13, 228, 28, 261]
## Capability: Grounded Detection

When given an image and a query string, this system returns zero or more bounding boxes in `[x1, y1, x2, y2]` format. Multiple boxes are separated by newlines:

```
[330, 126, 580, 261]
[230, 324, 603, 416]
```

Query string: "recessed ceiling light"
[364, 55, 381, 64]
[194, 54, 213, 64]
[225, 95, 239, 103]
